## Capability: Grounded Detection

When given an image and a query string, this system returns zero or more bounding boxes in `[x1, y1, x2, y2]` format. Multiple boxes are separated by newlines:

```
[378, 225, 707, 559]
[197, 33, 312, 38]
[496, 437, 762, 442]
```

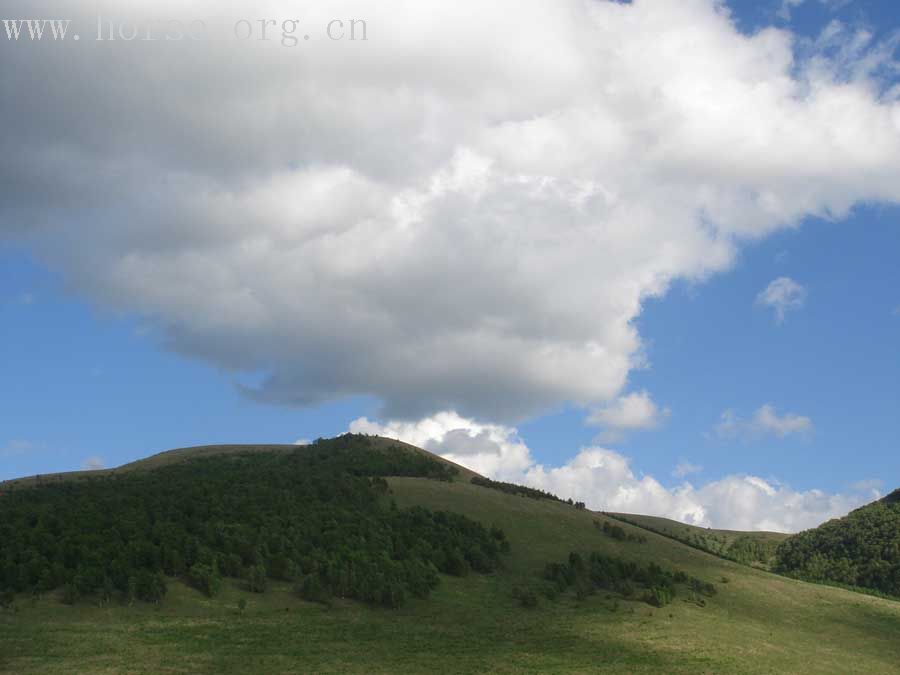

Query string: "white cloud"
[351, 411, 869, 532]
[756, 277, 808, 323]
[715, 404, 814, 439]
[777, 0, 806, 21]
[81, 456, 105, 471]
[3, 1, 900, 421]
[851, 478, 882, 490]
[777, 0, 854, 21]
[350, 412, 533, 481]
[752, 404, 814, 437]
[588, 391, 670, 441]
[673, 460, 703, 478]
[294, 439, 312, 446]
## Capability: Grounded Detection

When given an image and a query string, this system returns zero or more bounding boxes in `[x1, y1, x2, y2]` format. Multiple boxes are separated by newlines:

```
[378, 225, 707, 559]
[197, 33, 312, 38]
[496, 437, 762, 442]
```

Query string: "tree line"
[470, 476, 586, 509]
[532, 551, 717, 608]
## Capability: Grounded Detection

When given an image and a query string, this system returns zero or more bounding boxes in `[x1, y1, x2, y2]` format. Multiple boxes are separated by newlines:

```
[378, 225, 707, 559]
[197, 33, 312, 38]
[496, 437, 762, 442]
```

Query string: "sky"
[1, 0, 898, 532]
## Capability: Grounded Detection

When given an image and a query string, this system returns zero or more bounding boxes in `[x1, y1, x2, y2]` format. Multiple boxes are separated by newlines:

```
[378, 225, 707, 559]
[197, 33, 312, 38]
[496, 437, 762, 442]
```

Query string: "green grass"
[2, 456, 900, 673]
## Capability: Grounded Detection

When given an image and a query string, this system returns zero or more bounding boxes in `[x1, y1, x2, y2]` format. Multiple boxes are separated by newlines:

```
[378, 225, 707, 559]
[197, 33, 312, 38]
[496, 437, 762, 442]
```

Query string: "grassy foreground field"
[2, 449, 900, 674]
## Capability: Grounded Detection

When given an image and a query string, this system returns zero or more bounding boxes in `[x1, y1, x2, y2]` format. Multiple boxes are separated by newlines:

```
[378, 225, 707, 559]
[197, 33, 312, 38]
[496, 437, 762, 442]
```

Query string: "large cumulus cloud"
[2, 0, 899, 419]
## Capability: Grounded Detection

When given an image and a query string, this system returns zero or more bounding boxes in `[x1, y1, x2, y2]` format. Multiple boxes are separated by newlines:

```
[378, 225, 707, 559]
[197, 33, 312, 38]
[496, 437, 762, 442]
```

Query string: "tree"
[298, 575, 328, 604]
[100, 577, 115, 606]
[61, 583, 79, 605]
[135, 570, 167, 603]
[248, 563, 268, 593]
[189, 563, 221, 598]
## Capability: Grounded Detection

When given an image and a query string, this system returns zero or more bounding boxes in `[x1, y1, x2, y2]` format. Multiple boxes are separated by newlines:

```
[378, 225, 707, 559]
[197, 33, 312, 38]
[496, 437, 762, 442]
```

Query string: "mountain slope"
[775, 489, 900, 597]
[1, 438, 899, 674]
[608, 513, 788, 569]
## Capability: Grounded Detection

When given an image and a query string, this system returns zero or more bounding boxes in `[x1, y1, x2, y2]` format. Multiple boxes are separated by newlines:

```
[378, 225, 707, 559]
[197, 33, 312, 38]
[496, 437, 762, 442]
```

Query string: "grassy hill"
[2, 438, 899, 674]
[608, 513, 788, 569]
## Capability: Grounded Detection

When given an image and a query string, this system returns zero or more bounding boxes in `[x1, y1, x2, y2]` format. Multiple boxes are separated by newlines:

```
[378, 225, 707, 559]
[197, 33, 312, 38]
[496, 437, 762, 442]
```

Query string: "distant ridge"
[0, 435, 480, 489]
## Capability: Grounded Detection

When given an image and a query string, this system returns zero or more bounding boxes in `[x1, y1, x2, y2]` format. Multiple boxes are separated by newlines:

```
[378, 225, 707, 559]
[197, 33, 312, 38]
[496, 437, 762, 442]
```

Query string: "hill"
[608, 513, 788, 569]
[775, 488, 900, 598]
[0, 437, 481, 492]
[2, 436, 900, 674]
[0, 436, 495, 610]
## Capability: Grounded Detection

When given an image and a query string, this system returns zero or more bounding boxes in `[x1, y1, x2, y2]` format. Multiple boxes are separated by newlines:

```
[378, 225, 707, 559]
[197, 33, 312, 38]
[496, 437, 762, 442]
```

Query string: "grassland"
[2, 445, 900, 673]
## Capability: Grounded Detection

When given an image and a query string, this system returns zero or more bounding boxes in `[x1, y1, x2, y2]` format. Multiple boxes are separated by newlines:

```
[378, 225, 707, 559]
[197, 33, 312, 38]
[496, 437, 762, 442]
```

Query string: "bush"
[643, 586, 672, 608]
[596, 520, 646, 543]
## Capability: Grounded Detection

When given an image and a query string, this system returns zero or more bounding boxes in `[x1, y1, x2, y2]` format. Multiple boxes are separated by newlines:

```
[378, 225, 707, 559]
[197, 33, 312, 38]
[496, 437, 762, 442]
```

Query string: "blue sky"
[8, 196, 898, 494]
[1, 0, 898, 530]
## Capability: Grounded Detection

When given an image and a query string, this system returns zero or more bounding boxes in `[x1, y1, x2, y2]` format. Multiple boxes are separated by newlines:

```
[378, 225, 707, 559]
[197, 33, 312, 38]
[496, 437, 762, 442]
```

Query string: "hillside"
[775, 488, 900, 597]
[608, 513, 788, 569]
[0, 436, 495, 611]
[0, 437, 480, 492]
[1, 437, 900, 674]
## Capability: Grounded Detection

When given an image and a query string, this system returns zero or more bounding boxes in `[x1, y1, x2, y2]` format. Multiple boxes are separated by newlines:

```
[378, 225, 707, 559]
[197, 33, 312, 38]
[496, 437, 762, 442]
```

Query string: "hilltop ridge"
[0, 435, 480, 490]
